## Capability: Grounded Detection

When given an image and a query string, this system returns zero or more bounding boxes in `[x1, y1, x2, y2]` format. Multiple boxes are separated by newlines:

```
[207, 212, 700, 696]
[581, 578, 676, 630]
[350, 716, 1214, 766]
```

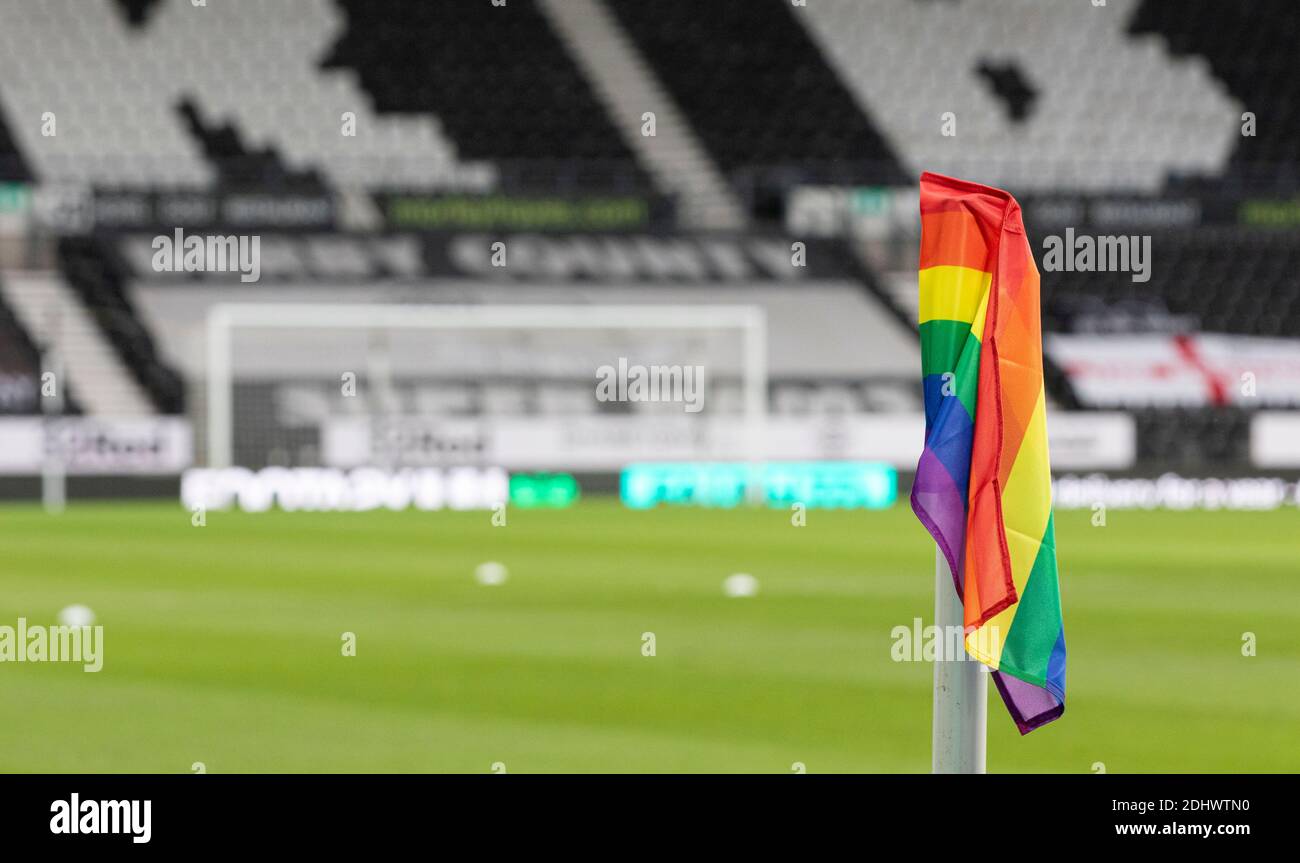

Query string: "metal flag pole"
[932, 547, 986, 773]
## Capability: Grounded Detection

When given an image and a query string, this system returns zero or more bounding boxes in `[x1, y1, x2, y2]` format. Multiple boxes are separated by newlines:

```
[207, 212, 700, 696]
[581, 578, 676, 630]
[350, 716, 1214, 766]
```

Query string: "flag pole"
[932, 548, 987, 773]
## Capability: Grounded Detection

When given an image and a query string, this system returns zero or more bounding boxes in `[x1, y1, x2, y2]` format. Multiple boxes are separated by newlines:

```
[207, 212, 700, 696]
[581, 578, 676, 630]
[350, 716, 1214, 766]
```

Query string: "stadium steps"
[537, 0, 746, 230]
[57, 237, 185, 414]
[0, 271, 153, 416]
[0, 281, 83, 415]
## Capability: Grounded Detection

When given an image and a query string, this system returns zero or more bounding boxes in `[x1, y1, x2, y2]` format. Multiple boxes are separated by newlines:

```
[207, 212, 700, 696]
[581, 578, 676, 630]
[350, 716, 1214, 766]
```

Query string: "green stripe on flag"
[997, 514, 1062, 685]
[920, 319, 981, 420]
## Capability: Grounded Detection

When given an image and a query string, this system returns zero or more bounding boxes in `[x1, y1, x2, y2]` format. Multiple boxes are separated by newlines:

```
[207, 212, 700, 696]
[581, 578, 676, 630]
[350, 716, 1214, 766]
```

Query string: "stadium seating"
[0, 0, 494, 190]
[175, 98, 324, 191]
[1130, 0, 1300, 190]
[1135, 406, 1251, 468]
[795, 0, 1241, 192]
[0, 0, 1292, 475]
[1039, 228, 1300, 338]
[605, 0, 908, 195]
[325, 0, 650, 192]
[0, 0, 1281, 197]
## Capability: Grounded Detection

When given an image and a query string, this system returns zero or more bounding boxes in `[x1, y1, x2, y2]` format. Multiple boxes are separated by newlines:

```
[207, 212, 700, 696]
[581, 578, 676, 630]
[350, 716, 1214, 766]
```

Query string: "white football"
[475, 562, 508, 586]
[57, 604, 96, 627]
[723, 573, 759, 598]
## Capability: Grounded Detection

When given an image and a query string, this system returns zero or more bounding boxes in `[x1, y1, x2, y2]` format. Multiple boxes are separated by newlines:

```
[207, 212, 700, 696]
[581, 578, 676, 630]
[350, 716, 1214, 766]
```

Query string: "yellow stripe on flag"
[918, 265, 992, 325]
[969, 284, 991, 343]
[1000, 387, 1053, 593]
[964, 387, 1052, 668]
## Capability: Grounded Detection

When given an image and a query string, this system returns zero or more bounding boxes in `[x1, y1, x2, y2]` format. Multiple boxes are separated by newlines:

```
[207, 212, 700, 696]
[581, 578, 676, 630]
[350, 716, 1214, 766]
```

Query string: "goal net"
[202, 304, 767, 484]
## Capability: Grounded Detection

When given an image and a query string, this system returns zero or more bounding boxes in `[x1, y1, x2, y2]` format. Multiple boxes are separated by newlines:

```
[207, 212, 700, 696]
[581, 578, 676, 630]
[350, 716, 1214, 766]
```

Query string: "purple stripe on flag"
[992, 670, 1065, 735]
[910, 445, 968, 594]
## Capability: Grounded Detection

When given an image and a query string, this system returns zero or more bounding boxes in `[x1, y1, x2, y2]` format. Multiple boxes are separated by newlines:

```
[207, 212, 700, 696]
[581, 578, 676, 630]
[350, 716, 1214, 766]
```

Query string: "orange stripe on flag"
[918, 210, 994, 273]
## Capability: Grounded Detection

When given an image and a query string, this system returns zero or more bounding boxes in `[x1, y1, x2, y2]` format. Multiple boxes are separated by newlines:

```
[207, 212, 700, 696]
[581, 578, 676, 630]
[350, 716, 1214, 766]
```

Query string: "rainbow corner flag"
[911, 171, 1066, 734]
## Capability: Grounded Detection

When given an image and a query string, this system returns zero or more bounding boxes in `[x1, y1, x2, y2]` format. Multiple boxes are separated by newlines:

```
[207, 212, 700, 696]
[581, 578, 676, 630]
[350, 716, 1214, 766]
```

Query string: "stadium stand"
[795, 0, 1240, 191]
[1134, 406, 1251, 469]
[175, 97, 324, 192]
[1130, 0, 1300, 190]
[0, 0, 494, 190]
[604, 0, 909, 201]
[536, 0, 746, 228]
[0, 0, 1293, 476]
[1040, 228, 1300, 339]
[324, 0, 649, 192]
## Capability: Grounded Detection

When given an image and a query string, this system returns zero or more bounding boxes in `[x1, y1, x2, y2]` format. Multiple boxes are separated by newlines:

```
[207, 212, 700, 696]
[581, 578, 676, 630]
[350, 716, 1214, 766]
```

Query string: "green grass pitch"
[1, 498, 1296, 773]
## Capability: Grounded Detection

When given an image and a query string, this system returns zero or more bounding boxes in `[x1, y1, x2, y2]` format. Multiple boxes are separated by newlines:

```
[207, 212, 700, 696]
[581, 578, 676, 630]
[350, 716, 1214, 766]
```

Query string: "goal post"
[204, 303, 768, 496]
